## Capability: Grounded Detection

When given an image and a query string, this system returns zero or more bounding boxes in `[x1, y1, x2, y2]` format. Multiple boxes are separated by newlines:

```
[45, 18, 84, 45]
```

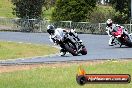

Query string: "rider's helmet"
[47, 25, 55, 35]
[106, 19, 113, 27]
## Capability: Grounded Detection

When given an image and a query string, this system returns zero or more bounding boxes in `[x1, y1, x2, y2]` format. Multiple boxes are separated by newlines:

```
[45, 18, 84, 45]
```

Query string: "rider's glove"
[51, 38, 56, 43]
[69, 31, 73, 36]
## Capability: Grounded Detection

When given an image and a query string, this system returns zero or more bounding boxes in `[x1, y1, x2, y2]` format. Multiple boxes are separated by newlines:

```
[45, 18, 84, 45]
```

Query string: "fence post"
[70, 21, 72, 28]
[39, 20, 42, 32]
[130, 19, 132, 33]
[99, 23, 100, 30]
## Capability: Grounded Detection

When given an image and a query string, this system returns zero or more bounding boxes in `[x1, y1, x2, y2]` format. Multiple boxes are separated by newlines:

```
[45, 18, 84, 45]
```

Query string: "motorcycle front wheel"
[80, 47, 87, 55]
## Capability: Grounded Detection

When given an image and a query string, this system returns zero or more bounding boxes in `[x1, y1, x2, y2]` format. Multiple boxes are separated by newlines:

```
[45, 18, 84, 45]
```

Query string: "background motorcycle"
[106, 27, 132, 47]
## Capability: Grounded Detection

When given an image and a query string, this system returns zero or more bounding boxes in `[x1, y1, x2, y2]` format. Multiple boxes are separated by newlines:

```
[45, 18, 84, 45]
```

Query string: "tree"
[11, 0, 47, 32]
[110, 0, 130, 23]
[52, 0, 96, 22]
[43, 0, 56, 10]
[11, 0, 45, 19]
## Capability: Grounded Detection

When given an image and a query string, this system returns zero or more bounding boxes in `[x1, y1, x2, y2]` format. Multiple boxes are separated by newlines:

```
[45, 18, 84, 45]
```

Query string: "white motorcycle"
[54, 32, 87, 56]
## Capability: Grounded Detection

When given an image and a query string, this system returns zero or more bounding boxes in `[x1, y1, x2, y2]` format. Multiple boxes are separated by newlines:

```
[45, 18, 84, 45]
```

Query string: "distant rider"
[106, 19, 128, 46]
[47, 25, 82, 56]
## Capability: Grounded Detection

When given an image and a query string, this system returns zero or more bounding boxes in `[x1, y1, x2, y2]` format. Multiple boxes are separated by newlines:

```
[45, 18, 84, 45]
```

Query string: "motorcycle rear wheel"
[64, 43, 78, 56]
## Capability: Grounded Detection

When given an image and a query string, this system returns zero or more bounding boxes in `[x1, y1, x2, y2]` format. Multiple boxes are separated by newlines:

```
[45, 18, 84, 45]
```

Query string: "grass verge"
[0, 60, 132, 88]
[0, 0, 15, 18]
[0, 41, 59, 60]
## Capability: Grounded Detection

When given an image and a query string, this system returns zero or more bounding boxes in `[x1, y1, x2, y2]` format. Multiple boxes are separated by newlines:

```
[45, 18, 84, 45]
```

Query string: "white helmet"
[106, 19, 113, 27]
[47, 25, 55, 35]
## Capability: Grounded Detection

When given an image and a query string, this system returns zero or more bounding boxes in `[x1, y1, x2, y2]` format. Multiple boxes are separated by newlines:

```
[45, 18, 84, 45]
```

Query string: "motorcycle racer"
[47, 25, 82, 56]
[106, 19, 129, 46]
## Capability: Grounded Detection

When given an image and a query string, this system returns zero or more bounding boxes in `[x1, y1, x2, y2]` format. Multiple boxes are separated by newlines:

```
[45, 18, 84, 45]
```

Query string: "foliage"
[43, 0, 56, 10]
[110, 0, 130, 23]
[43, 7, 54, 20]
[51, 0, 96, 22]
[87, 5, 115, 23]
[11, 0, 45, 19]
[113, 11, 129, 24]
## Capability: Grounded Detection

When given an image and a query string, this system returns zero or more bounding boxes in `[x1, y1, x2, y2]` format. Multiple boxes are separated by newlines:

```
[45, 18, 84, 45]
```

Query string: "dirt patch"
[0, 59, 131, 73]
[0, 64, 43, 73]
[0, 25, 12, 30]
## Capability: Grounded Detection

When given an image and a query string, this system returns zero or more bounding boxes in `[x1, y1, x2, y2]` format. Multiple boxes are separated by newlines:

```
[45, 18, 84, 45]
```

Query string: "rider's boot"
[60, 49, 66, 56]
[109, 37, 114, 46]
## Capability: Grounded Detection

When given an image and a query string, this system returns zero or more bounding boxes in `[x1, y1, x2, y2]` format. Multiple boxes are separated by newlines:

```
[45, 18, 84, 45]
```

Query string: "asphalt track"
[0, 32, 132, 64]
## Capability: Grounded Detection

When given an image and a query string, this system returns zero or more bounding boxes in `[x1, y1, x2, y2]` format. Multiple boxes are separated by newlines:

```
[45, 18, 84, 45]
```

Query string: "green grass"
[0, 0, 15, 18]
[0, 60, 132, 88]
[0, 41, 59, 60]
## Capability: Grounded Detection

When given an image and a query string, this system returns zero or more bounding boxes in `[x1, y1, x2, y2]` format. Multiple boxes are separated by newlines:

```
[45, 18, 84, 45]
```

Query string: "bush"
[87, 5, 115, 23]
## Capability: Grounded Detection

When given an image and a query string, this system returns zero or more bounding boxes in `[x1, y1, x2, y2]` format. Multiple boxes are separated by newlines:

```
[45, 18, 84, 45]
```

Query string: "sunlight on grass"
[0, 60, 131, 88]
[0, 41, 59, 60]
[0, 0, 15, 18]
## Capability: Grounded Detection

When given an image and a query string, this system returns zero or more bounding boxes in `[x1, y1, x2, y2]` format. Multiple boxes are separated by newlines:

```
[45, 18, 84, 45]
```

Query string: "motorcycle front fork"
[75, 42, 84, 53]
